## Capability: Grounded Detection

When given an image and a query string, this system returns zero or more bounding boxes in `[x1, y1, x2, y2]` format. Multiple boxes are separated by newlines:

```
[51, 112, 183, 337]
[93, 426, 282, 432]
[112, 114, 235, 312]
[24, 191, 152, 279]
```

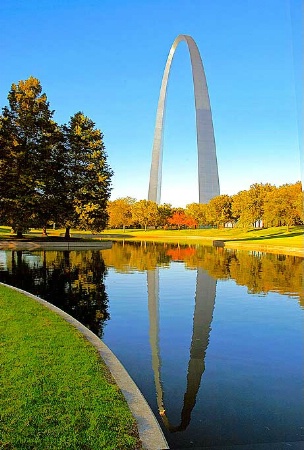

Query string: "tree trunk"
[16, 229, 23, 238]
[65, 227, 71, 239]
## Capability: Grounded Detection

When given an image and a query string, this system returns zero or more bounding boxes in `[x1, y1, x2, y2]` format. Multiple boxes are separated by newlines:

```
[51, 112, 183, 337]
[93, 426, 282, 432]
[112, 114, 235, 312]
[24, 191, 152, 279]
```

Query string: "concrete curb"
[0, 240, 112, 251]
[0, 283, 169, 450]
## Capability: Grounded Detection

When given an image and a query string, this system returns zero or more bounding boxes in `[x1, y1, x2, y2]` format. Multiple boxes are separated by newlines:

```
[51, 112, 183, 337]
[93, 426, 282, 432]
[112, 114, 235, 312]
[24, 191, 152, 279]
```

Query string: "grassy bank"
[0, 285, 141, 450]
[101, 226, 304, 256]
[1, 225, 303, 256]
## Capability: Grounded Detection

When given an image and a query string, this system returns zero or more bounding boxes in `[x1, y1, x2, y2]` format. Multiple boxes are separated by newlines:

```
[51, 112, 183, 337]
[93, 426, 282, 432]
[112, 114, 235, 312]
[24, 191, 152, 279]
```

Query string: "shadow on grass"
[97, 233, 135, 239]
[224, 230, 304, 243]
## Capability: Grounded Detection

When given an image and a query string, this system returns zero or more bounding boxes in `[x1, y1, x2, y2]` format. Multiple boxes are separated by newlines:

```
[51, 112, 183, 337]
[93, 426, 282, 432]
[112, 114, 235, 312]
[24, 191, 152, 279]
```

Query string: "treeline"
[107, 181, 303, 231]
[0, 77, 113, 237]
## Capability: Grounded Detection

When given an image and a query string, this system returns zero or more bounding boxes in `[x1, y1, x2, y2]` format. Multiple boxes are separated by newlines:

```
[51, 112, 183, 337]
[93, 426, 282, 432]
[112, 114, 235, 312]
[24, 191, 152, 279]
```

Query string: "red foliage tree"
[168, 211, 197, 229]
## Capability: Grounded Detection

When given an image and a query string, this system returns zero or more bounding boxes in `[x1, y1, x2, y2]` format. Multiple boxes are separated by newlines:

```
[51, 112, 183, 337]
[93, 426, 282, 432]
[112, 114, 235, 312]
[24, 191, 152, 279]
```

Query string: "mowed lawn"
[0, 285, 141, 450]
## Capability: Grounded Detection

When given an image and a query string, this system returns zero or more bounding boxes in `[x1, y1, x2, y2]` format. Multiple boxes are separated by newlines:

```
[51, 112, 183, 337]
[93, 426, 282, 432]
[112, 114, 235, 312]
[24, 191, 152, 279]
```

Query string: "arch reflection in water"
[147, 267, 216, 432]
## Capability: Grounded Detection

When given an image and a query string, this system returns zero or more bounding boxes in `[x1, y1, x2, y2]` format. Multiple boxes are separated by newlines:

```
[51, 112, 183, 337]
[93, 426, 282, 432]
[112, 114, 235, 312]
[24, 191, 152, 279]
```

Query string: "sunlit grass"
[0, 225, 11, 234]
[0, 285, 142, 450]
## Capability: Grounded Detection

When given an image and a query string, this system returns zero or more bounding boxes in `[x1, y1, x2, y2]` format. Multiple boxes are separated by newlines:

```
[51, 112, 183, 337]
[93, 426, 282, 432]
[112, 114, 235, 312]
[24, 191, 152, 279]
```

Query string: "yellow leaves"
[74, 124, 82, 136]
[12, 138, 19, 147]
[75, 202, 100, 223]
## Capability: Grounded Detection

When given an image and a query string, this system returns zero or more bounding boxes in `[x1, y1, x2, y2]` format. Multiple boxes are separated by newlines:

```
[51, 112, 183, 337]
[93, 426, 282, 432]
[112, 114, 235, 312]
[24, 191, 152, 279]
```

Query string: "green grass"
[0, 226, 11, 234]
[0, 285, 142, 450]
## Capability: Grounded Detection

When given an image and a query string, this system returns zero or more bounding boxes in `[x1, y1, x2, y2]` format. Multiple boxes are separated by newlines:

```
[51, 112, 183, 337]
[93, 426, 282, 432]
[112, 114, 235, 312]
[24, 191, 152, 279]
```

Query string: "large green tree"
[0, 78, 113, 237]
[0, 77, 60, 236]
[60, 112, 113, 237]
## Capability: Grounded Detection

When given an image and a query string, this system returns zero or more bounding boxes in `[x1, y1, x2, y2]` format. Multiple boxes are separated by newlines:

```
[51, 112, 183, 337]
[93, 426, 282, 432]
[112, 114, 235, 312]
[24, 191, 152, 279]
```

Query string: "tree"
[185, 203, 208, 227]
[60, 112, 113, 238]
[247, 183, 274, 227]
[263, 182, 302, 231]
[131, 200, 158, 231]
[0, 79, 113, 238]
[295, 188, 304, 223]
[0, 77, 60, 236]
[184, 215, 198, 229]
[232, 183, 274, 228]
[206, 195, 233, 228]
[107, 197, 135, 231]
[157, 203, 173, 228]
[168, 210, 191, 229]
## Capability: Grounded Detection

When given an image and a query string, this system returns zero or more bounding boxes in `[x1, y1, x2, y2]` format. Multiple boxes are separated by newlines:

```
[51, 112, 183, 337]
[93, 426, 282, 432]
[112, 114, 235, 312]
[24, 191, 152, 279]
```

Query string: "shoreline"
[0, 236, 302, 257]
[0, 240, 112, 251]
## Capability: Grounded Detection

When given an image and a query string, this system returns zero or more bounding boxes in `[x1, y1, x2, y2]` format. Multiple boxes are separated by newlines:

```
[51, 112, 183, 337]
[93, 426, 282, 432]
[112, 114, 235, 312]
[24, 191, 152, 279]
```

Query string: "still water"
[0, 242, 303, 448]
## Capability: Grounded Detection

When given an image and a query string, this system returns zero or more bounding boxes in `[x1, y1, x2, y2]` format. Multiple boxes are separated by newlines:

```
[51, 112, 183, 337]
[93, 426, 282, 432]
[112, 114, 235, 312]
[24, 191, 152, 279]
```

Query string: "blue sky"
[0, 0, 302, 206]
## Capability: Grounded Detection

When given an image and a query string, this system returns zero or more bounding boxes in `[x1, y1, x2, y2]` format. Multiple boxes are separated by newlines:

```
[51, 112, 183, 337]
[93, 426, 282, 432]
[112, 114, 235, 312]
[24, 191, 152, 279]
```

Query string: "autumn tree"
[131, 200, 158, 231]
[185, 203, 208, 227]
[295, 188, 304, 223]
[184, 215, 198, 228]
[156, 203, 173, 228]
[232, 183, 274, 228]
[107, 197, 135, 231]
[206, 194, 233, 228]
[168, 210, 189, 229]
[263, 182, 302, 231]
[247, 183, 274, 226]
[0, 77, 61, 236]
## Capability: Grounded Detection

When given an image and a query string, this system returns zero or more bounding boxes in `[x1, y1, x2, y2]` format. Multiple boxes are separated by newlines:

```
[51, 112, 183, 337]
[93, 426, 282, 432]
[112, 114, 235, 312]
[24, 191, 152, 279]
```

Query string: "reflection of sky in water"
[103, 259, 303, 448]
[0, 251, 7, 269]
[0, 250, 43, 269]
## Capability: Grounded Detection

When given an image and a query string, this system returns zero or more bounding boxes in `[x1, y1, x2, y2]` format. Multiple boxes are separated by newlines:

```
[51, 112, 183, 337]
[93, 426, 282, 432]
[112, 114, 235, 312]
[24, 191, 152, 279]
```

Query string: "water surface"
[0, 242, 303, 448]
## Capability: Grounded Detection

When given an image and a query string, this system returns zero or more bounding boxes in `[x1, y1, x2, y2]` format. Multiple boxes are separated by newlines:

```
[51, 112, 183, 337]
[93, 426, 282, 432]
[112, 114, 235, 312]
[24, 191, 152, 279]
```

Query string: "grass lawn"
[0, 285, 142, 450]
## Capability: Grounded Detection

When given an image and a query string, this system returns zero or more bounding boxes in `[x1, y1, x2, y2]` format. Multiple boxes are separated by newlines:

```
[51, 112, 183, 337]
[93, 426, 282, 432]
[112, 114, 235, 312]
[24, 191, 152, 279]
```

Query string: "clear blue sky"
[0, 0, 302, 206]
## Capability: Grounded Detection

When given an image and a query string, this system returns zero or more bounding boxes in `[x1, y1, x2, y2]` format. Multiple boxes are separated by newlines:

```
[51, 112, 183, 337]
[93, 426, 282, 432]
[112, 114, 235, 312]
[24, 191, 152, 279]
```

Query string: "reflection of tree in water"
[0, 250, 109, 337]
[102, 241, 171, 272]
[103, 242, 303, 306]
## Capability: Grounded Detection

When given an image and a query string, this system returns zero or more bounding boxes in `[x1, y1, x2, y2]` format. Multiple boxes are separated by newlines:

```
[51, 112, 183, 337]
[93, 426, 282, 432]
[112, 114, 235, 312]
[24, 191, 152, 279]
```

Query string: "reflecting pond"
[0, 242, 303, 448]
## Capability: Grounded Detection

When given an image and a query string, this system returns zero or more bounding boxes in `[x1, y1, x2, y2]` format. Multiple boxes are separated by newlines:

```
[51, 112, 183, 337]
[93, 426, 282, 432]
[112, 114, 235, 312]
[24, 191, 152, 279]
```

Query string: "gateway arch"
[148, 34, 220, 204]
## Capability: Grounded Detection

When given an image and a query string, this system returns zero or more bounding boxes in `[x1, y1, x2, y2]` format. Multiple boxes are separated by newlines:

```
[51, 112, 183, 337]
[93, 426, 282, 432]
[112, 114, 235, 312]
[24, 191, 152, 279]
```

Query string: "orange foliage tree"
[168, 211, 197, 229]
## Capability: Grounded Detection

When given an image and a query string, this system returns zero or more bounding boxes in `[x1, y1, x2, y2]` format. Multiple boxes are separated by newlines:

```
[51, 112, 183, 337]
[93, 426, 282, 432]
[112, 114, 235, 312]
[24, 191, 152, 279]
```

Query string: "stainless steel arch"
[148, 34, 220, 204]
